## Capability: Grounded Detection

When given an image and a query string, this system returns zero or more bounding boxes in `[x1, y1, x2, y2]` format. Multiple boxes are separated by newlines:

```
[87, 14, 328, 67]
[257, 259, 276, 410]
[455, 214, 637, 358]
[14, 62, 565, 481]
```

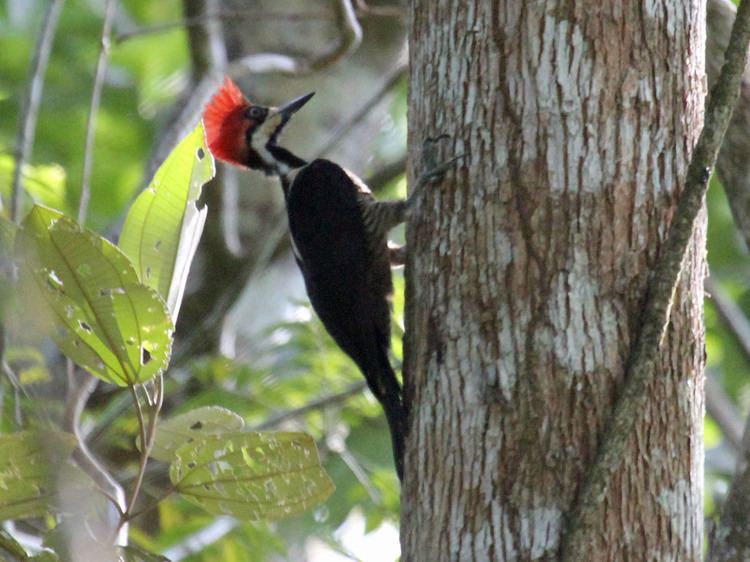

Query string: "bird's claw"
[411, 135, 465, 198]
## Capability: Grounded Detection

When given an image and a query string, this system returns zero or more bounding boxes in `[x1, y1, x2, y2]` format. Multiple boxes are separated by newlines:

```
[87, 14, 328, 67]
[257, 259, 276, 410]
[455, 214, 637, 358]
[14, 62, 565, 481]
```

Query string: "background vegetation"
[1, 0, 749, 560]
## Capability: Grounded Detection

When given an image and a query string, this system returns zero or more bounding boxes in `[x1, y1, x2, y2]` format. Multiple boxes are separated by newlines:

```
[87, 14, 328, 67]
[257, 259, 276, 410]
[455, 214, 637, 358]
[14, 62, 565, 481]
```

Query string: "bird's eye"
[245, 106, 264, 120]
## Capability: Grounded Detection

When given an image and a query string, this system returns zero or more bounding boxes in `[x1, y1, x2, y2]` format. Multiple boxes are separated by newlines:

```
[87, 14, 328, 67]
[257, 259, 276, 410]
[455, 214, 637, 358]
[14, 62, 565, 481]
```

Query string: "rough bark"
[403, 2, 706, 561]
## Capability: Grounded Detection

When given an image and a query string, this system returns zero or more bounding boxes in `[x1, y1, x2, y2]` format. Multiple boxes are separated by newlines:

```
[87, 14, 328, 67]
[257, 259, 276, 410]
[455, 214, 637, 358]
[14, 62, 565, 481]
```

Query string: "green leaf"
[0, 527, 29, 561]
[146, 406, 245, 462]
[170, 432, 335, 521]
[0, 154, 68, 217]
[0, 430, 76, 521]
[15, 206, 173, 386]
[28, 553, 59, 562]
[120, 122, 215, 321]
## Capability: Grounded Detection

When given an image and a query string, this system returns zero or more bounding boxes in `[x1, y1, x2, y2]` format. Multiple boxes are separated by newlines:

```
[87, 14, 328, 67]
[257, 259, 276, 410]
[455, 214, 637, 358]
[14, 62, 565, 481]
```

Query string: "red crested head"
[203, 77, 253, 167]
[203, 77, 315, 173]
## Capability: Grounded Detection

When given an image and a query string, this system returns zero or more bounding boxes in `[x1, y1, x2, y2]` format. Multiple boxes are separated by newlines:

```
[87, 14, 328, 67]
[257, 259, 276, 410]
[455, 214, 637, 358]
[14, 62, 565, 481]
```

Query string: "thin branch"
[78, 0, 117, 225]
[706, 372, 744, 453]
[560, 1, 750, 559]
[316, 61, 406, 158]
[709, 398, 750, 561]
[63, 366, 127, 532]
[123, 385, 150, 523]
[706, 277, 750, 363]
[253, 381, 367, 430]
[114, 10, 331, 43]
[121, 485, 175, 524]
[2, 361, 24, 427]
[709, 0, 750, 252]
[9, 0, 65, 222]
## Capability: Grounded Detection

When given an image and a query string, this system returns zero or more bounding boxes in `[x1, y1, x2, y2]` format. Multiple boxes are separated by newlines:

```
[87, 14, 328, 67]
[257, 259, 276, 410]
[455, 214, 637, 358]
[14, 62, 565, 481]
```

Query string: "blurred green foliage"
[0, 1, 406, 560]
[0, 0, 188, 230]
[5, 0, 744, 560]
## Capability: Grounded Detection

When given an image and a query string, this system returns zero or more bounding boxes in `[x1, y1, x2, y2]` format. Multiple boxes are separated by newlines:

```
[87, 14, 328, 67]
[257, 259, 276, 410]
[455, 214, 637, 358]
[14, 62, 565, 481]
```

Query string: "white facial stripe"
[250, 111, 284, 167]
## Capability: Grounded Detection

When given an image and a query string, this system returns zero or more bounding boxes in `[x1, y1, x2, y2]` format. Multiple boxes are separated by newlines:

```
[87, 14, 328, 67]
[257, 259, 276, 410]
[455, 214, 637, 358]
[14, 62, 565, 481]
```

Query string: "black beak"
[277, 92, 315, 119]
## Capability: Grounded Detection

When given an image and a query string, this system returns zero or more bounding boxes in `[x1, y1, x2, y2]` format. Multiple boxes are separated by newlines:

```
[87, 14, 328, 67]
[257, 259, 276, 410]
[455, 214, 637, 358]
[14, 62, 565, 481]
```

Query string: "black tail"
[362, 347, 406, 481]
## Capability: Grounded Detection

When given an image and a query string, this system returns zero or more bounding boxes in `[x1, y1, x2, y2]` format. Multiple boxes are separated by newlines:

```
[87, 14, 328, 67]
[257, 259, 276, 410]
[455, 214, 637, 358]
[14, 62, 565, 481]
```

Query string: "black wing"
[286, 159, 406, 477]
[286, 159, 392, 376]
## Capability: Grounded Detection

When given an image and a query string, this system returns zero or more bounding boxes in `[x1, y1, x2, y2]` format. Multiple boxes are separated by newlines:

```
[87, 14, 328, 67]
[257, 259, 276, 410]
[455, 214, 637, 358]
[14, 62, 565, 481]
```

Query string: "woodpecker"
[203, 78, 424, 479]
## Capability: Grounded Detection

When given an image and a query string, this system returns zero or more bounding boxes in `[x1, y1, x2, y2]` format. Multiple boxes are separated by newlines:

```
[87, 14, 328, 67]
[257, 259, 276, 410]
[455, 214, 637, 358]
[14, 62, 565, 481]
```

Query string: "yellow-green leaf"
[16, 206, 173, 386]
[170, 432, 334, 521]
[120, 122, 215, 321]
[145, 405, 245, 462]
[0, 431, 76, 521]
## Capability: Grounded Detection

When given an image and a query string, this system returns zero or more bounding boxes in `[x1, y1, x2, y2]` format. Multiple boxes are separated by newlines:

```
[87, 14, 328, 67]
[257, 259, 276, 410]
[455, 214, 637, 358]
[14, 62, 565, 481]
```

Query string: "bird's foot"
[409, 135, 464, 204]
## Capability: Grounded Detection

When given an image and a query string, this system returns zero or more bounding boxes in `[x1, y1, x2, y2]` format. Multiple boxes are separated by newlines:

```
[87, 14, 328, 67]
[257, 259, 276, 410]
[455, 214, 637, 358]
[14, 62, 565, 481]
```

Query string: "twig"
[560, 2, 750, 560]
[9, 0, 65, 222]
[78, 0, 117, 225]
[709, 0, 750, 252]
[706, 372, 744, 453]
[63, 366, 127, 533]
[1, 361, 24, 427]
[115, 10, 331, 43]
[121, 484, 175, 524]
[253, 381, 367, 430]
[316, 61, 406, 158]
[123, 385, 152, 523]
[706, 277, 750, 363]
[709, 398, 750, 560]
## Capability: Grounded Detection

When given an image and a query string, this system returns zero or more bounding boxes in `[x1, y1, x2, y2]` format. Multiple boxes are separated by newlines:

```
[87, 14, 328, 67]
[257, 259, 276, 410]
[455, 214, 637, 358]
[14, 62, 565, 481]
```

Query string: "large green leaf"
[0, 431, 76, 521]
[146, 406, 245, 462]
[119, 122, 215, 321]
[170, 432, 335, 521]
[16, 206, 173, 386]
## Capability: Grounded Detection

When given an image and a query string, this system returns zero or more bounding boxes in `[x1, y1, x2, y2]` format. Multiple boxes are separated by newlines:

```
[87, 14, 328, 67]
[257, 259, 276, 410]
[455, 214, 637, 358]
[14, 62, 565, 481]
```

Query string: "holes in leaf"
[46, 270, 64, 293]
[197, 147, 205, 160]
[190, 421, 203, 430]
[145, 266, 152, 279]
[187, 461, 197, 469]
[154, 240, 162, 251]
[141, 346, 152, 366]
[78, 321, 92, 333]
[99, 288, 111, 298]
[48, 270, 63, 287]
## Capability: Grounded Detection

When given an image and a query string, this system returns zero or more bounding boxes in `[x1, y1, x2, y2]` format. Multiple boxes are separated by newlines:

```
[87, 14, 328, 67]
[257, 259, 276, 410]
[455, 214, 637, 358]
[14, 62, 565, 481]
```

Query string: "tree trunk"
[403, 2, 706, 561]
